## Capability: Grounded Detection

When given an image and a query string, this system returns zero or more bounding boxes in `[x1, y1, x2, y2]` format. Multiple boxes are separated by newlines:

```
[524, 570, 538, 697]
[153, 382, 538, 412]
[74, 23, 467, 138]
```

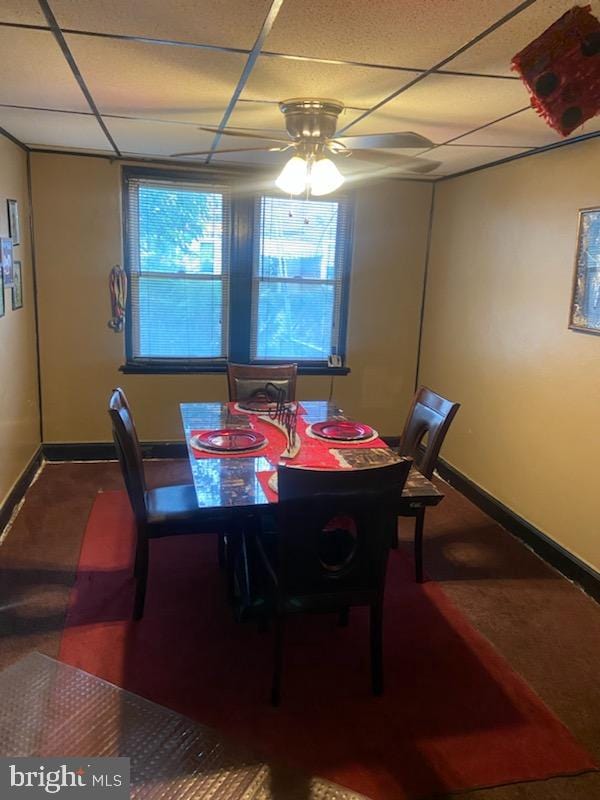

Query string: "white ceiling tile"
[453, 108, 600, 148]
[264, 0, 520, 69]
[105, 117, 215, 157]
[51, 0, 271, 49]
[344, 73, 530, 144]
[226, 100, 295, 134]
[0, 28, 87, 111]
[0, 0, 47, 26]
[66, 34, 245, 122]
[448, 0, 600, 76]
[212, 148, 289, 166]
[241, 55, 418, 109]
[0, 107, 110, 149]
[427, 144, 532, 175]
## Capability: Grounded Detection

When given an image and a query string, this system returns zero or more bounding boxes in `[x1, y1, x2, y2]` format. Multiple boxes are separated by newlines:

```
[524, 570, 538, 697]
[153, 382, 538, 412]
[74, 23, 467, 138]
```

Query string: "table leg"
[414, 507, 426, 583]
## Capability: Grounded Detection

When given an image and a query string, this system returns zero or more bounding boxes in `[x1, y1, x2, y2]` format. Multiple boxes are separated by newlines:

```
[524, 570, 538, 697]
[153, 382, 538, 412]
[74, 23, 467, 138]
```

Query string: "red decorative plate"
[310, 420, 375, 441]
[191, 429, 266, 452]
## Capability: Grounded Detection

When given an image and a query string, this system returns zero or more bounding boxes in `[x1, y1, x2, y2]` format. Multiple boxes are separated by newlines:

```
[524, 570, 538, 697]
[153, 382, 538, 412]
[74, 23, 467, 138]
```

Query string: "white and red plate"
[191, 428, 266, 453]
[310, 420, 375, 442]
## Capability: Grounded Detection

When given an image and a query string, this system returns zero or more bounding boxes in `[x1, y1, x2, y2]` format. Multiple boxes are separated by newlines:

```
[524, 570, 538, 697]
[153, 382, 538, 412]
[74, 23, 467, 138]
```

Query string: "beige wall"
[31, 152, 432, 443]
[420, 137, 600, 572]
[0, 137, 40, 507]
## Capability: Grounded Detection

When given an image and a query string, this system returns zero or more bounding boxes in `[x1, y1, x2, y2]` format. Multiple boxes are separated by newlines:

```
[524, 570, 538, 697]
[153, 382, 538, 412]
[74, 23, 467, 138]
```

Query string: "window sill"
[119, 363, 351, 376]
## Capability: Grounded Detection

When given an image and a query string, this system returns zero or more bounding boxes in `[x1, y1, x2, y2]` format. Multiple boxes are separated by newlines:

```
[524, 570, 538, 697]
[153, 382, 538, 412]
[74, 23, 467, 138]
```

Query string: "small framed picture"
[11, 260, 22, 310]
[0, 260, 4, 318]
[0, 237, 13, 287]
[570, 207, 600, 335]
[7, 199, 20, 246]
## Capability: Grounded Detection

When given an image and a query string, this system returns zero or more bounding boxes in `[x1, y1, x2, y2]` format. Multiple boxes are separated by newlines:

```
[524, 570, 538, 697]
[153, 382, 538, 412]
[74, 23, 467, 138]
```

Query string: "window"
[251, 196, 349, 361]
[123, 168, 353, 372]
[126, 175, 230, 362]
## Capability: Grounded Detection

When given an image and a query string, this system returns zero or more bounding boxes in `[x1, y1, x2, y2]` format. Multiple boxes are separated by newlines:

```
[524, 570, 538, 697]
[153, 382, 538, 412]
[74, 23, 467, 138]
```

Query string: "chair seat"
[145, 483, 205, 524]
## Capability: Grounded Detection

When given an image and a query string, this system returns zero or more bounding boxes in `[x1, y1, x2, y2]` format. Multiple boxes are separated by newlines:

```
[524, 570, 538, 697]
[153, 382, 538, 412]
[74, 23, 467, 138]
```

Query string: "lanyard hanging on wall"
[108, 265, 127, 332]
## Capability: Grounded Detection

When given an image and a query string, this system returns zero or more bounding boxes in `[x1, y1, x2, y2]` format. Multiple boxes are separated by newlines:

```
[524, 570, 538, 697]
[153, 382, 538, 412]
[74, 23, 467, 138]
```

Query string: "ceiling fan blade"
[171, 145, 287, 157]
[345, 149, 416, 166]
[196, 125, 290, 144]
[342, 149, 440, 174]
[405, 158, 441, 174]
[335, 132, 433, 149]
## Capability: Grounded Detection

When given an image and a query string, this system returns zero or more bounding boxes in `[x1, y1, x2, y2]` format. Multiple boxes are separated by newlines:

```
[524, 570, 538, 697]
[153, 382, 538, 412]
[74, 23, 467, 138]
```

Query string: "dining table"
[180, 400, 444, 616]
[180, 399, 444, 511]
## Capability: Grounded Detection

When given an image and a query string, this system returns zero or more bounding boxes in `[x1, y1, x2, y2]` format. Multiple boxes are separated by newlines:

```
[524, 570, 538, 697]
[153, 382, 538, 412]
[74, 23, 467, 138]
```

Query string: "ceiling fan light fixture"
[276, 154, 344, 197]
[309, 157, 344, 196]
[275, 156, 308, 195]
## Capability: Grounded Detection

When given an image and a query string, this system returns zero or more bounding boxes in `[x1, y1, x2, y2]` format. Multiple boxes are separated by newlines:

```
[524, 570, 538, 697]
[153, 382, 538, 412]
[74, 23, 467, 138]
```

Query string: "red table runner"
[191, 413, 388, 468]
[257, 470, 278, 502]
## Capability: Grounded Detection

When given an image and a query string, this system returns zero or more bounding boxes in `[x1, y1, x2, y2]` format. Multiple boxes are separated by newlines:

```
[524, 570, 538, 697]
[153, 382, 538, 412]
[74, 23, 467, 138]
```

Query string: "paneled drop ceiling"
[0, 0, 599, 179]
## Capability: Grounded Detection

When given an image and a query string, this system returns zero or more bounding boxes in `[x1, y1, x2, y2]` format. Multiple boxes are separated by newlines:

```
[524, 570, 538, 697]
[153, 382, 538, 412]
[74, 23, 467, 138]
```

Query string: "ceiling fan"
[171, 98, 440, 196]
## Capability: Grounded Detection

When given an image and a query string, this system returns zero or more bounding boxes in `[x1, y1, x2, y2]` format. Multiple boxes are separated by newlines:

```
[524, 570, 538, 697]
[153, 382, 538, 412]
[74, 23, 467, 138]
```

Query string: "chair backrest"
[398, 386, 460, 479]
[227, 363, 297, 403]
[108, 388, 147, 524]
[275, 459, 412, 603]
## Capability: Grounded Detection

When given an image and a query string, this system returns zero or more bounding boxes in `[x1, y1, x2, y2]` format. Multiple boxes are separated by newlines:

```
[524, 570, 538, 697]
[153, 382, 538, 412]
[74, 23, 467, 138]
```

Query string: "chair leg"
[258, 615, 270, 633]
[414, 507, 426, 584]
[391, 517, 399, 549]
[338, 607, 349, 627]
[370, 600, 384, 696]
[225, 528, 241, 602]
[271, 615, 284, 707]
[133, 529, 149, 621]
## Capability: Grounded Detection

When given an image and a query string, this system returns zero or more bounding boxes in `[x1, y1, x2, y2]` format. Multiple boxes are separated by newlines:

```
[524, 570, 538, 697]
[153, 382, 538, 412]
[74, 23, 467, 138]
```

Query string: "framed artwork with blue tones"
[7, 199, 20, 246]
[0, 236, 13, 287]
[570, 207, 600, 336]
[12, 260, 23, 310]
[0, 258, 4, 318]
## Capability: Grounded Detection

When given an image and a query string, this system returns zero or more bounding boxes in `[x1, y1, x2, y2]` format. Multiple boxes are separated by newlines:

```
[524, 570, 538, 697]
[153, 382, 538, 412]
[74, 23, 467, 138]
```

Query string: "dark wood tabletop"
[180, 400, 443, 510]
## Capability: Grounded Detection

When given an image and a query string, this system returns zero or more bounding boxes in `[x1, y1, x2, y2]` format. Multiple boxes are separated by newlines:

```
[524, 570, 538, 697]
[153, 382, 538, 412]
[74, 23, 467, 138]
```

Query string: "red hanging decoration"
[511, 4, 600, 136]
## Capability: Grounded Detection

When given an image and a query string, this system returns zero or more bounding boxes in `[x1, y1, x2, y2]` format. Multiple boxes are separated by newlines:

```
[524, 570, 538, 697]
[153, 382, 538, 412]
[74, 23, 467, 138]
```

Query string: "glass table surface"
[180, 401, 443, 510]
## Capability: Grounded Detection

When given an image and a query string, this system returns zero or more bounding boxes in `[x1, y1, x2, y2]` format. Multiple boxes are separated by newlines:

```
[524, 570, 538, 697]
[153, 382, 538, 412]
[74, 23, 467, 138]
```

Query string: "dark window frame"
[120, 166, 353, 376]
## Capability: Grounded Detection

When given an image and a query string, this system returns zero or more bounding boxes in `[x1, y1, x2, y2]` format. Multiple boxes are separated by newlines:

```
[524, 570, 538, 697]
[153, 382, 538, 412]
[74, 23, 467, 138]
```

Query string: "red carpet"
[59, 491, 596, 799]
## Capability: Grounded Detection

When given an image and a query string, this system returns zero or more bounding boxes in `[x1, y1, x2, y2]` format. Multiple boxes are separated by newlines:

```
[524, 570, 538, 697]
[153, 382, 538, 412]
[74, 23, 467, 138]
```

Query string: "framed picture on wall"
[0, 237, 13, 287]
[570, 207, 600, 335]
[11, 260, 23, 310]
[7, 199, 20, 246]
[0, 258, 4, 318]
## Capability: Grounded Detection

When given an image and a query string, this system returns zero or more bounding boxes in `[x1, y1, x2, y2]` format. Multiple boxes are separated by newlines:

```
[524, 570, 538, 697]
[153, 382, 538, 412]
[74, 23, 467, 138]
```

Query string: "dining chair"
[397, 386, 460, 583]
[226, 363, 298, 403]
[255, 459, 412, 706]
[108, 388, 233, 620]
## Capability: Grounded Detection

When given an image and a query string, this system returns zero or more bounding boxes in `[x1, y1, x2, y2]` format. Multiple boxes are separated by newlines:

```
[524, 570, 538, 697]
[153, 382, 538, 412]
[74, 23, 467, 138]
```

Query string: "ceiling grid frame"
[36, 0, 121, 156]
[205, 0, 287, 163]
[0, 0, 596, 177]
[0, 124, 28, 151]
[0, 20, 526, 81]
[335, 0, 539, 136]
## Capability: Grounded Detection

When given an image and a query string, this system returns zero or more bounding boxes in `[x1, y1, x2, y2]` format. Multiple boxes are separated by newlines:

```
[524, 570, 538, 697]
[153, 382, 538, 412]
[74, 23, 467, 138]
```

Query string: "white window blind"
[126, 176, 230, 362]
[250, 195, 349, 361]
